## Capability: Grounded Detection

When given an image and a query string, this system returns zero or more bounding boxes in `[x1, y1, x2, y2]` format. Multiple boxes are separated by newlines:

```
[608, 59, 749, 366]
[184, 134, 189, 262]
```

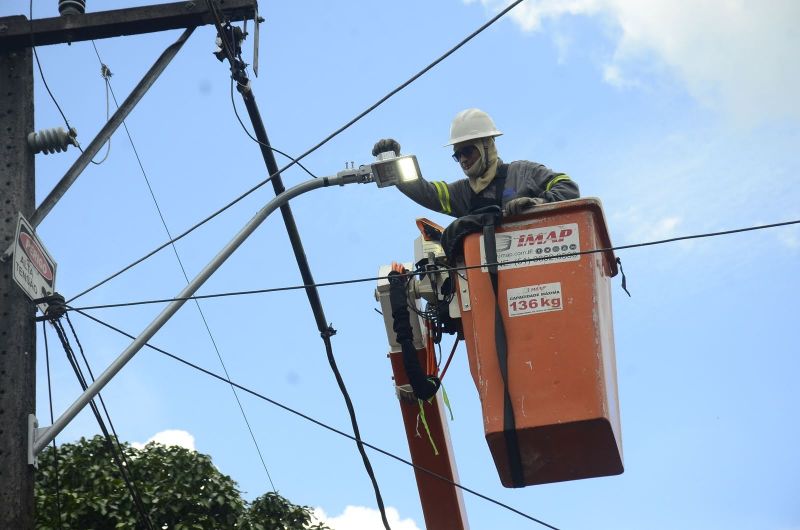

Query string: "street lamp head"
[371, 154, 421, 188]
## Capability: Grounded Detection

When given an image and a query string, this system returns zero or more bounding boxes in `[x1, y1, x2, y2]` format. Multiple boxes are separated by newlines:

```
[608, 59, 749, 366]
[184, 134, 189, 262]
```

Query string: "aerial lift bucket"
[456, 198, 623, 487]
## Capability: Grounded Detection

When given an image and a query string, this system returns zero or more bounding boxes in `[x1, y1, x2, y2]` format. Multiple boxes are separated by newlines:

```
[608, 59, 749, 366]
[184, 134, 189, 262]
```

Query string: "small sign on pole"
[12, 213, 57, 313]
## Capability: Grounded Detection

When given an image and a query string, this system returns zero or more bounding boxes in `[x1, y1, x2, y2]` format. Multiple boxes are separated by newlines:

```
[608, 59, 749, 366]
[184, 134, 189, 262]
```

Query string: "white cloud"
[643, 216, 682, 242]
[132, 429, 196, 451]
[471, 0, 800, 124]
[776, 225, 800, 250]
[612, 205, 684, 245]
[602, 63, 637, 89]
[313, 506, 422, 530]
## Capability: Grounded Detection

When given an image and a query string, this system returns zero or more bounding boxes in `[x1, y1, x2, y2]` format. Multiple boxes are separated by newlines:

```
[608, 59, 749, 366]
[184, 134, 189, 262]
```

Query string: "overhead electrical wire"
[230, 79, 319, 180]
[88, 41, 278, 493]
[88, 41, 113, 164]
[66, 218, 800, 312]
[204, 3, 392, 526]
[67, 0, 528, 303]
[71, 308, 563, 530]
[28, 2, 111, 165]
[57, 317, 156, 530]
[42, 322, 64, 530]
[48, 317, 156, 530]
[29, 1, 73, 135]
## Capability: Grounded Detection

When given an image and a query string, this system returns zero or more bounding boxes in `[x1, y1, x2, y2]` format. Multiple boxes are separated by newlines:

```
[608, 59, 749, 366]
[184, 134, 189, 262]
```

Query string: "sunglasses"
[452, 145, 478, 162]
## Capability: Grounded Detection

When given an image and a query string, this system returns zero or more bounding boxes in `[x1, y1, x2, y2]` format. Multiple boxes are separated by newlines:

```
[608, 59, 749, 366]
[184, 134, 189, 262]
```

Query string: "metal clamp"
[27, 415, 50, 468]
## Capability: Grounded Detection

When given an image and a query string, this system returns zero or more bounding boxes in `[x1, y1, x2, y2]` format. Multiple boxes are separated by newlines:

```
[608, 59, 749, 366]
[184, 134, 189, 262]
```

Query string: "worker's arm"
[510, 161, 580, 203]
[541, 172, 579, 202]
[373, 138, 467, 217]
[396, 178, 465, 217]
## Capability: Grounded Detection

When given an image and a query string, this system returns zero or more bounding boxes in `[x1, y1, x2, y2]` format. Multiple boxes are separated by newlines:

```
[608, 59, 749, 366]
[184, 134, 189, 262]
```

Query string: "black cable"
[42, 322, 64, 530]
[63, 313, 140, 474]
[65, 168, 278, 303]
[194, 8, 392, 525]
[230, 79, 318, 180]
[68, 218, 800, 312]
[321, 329, 390, 529]
[29, 1, 73, 133]
[72, 308, 561, 530]
[28, 2, 114, 163]
[68, 0, 526, 303]
[51, 319, 156, 530]
[90, 42, 278, 493]
[53, 319, 155, 530]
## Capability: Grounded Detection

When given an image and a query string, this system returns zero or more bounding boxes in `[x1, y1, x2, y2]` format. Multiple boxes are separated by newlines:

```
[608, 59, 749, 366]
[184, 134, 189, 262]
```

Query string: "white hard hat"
[445, 108, 503, 146]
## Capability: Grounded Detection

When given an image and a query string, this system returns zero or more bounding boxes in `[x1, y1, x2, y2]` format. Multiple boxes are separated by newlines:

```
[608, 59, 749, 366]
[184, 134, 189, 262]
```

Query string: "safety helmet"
[445, 108, 503, 146]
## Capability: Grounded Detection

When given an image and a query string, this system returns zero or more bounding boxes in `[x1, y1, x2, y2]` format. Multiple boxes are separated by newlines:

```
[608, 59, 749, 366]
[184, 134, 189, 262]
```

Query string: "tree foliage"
[35, 435, 329, 530]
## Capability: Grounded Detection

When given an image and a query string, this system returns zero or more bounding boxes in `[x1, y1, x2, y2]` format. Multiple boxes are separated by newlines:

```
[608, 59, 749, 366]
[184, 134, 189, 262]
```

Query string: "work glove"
[503, 197, 544, 217]
[372, 138, 401, 157]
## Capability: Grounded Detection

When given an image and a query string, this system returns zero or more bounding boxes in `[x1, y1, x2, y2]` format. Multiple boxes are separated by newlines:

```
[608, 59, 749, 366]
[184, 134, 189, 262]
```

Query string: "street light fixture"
[371, 153, 422, 188]
[29, 154, 422, 459]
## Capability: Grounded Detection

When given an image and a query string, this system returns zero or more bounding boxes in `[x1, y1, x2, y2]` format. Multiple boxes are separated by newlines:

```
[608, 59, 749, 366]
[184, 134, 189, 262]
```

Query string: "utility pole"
[0, 3, 256, 528]
[0, 45, 36, 530]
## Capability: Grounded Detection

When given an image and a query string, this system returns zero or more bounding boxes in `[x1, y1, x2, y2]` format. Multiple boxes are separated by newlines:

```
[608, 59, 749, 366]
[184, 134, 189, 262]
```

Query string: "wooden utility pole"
[0, 3, 256, 527]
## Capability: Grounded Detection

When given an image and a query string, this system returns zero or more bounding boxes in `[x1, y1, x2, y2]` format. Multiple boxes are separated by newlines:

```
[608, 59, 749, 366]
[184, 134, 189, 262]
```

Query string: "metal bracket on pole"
[26, 415, 49, 468]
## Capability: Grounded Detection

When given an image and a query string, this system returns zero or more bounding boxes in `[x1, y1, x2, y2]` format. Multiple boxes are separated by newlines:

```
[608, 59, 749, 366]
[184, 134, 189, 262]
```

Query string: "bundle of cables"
[387, 263, 441, 401]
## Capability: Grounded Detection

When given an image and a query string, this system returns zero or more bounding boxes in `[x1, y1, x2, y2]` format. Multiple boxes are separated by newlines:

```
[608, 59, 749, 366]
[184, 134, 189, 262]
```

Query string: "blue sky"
[4, 1, 799, 529]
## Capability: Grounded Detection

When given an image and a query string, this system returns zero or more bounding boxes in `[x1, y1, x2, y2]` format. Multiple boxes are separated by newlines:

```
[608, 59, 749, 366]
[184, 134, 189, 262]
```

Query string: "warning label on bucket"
[507, 282, 563, 317]
[480, 223, 580, 270]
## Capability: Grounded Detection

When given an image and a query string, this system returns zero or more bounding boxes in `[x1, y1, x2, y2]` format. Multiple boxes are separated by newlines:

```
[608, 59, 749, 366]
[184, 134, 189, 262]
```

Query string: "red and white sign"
[480, 223, 580, 270]
[12, 214, 57, 304]
[507, 282, 563, 317]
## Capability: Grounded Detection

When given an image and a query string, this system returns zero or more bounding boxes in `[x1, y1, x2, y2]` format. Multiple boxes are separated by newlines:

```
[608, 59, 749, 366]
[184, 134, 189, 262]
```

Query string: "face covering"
[464, 137, 499, 194]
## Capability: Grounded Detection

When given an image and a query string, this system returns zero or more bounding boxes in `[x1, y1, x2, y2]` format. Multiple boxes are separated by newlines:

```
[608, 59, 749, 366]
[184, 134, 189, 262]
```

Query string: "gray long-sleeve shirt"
[396, 159, 579, 218]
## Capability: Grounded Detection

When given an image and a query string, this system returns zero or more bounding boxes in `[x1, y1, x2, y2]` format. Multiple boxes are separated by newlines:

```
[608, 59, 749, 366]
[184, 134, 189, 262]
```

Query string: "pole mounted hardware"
[58, 0, 87, 17]
[27, 127, 79, 155]
[0, 0, 257, 49]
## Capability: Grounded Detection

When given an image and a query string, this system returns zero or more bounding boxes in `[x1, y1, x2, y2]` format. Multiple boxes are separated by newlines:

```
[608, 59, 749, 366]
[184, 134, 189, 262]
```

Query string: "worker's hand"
[504, 197, 544, 217]
[387, 261, 408, 286]
[372, 138, 401, 157]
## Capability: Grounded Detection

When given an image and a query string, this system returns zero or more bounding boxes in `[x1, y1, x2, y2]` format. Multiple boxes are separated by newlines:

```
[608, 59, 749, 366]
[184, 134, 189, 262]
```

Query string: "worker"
[372, 108, 579, 217]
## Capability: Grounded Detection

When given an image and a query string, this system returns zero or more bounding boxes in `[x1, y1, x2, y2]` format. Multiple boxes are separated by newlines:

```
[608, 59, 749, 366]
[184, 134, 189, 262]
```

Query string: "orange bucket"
[457, 198, 623, 487]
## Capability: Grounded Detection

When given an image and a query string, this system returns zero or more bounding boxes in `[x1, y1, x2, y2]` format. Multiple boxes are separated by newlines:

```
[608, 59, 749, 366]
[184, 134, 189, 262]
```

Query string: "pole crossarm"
[0, 0, 258, 50]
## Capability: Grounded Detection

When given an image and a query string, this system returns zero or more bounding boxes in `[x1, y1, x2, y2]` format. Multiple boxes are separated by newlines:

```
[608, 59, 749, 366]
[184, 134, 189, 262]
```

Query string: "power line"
[205, 5, 395, 525]
[41, 322, 64, 530]
[48, 318, 156, 530]
[204, 3, 394, 525]
[88, 41, 113, 165]
[29, 1, 73, 133]
[28, 2, 112, 165]
[89, 41, 278, 493]
[71, 308, 562, 530]
[67, 0, 527, 303]
[230, 79, 319, 180]
[67, 218, 800, 312]
[58, 316, 156, 530]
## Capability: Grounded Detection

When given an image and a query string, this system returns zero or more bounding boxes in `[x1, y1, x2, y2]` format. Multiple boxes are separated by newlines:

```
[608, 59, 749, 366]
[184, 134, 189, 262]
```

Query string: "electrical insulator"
[27, 127, 78, 155]
[58, 0, 86, 16]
